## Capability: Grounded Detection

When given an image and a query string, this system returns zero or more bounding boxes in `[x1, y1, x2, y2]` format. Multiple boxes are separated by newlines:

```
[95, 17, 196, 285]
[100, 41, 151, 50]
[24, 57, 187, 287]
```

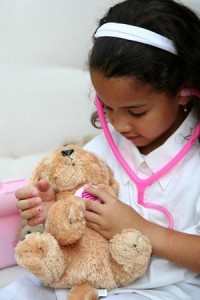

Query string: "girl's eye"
[104, 105, 113, 112]
[104, 105, 146, 118]
[128, 111, 146, 118]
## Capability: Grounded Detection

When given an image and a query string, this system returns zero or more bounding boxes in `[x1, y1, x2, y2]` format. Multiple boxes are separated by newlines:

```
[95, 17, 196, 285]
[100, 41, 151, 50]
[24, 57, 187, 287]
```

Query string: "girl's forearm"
[143, 221, 200, 273]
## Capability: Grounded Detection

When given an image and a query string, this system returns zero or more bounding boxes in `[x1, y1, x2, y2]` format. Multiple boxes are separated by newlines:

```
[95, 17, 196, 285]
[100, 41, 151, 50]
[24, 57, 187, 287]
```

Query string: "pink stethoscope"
[95, 88, 200, 229]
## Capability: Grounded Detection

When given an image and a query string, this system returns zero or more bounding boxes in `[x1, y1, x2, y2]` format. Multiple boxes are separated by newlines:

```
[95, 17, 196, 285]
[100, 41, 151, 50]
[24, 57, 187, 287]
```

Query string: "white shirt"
[84, 110, 200, 299]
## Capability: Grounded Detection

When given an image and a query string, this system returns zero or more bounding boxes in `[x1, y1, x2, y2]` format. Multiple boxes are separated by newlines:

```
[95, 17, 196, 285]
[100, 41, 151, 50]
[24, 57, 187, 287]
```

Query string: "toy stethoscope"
[95, 91, 200, 229]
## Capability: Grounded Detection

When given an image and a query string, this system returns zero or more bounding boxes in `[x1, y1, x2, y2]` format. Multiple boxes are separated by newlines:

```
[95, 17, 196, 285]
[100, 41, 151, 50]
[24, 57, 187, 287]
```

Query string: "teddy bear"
[15, 144, 152, 300]
[18, 136, 94, 241]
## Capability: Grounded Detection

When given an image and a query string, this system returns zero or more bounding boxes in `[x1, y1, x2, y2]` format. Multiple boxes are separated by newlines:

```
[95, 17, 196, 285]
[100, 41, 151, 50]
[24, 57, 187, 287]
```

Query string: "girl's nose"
[112, 112, 132, 133]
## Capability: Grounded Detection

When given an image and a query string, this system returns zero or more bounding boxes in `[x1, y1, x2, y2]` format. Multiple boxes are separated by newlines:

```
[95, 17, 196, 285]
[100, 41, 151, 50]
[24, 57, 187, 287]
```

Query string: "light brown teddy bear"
[15, 145, 152, 300]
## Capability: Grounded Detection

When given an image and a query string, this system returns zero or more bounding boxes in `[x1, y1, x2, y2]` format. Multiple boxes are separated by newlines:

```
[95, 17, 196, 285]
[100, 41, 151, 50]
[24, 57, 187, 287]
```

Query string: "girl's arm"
[84, 185, 200, 273]
[143, 221, 200, 273]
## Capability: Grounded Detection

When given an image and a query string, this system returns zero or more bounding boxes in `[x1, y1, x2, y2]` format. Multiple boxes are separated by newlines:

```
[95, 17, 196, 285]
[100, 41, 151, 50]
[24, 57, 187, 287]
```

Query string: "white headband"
[94, 22, 177, 55]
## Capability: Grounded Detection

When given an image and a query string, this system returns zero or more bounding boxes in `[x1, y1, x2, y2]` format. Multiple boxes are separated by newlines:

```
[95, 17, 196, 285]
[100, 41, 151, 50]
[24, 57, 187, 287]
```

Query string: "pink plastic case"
[0, 178, 27, 269]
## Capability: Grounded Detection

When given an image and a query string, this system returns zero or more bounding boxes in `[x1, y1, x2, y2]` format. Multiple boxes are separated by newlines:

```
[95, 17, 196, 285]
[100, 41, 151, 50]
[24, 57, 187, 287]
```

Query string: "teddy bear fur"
[18, 136, 93, 241]
[15, 144, 152, 300]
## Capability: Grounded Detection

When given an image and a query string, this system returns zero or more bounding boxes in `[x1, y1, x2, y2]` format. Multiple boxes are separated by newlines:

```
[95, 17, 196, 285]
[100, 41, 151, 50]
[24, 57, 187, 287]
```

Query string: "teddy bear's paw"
[68, 283, 98, 300]
[45, 197, 86, 246]
[109, 229, 152, 275]
[15, 232, 65, 284]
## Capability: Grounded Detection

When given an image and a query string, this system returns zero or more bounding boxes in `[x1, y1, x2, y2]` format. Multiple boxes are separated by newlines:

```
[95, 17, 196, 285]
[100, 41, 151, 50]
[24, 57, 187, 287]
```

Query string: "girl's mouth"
[125, 135, 140, 142]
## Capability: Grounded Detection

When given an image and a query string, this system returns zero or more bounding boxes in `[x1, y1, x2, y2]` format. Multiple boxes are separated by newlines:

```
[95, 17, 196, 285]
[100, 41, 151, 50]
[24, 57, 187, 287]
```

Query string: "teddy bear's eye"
[61, 149, 74, 157]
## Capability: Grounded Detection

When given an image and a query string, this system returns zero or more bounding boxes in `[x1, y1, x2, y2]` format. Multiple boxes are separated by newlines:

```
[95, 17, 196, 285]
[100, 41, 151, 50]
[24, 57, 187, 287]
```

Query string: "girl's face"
[91, 70, 188, 155]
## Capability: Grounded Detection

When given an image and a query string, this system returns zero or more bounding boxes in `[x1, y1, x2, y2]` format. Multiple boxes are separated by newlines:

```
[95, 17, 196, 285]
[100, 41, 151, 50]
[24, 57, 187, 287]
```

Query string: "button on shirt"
[84, 110, 200, 299]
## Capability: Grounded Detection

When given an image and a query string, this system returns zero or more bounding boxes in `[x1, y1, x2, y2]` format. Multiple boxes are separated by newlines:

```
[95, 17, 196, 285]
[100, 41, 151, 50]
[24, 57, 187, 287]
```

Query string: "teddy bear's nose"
[61, 149, 74, 157]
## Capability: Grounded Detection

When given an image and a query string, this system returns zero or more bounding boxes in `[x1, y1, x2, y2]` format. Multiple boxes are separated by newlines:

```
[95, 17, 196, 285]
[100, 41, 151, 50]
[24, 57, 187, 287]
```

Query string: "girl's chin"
[125, 135, 144, 145]
[125, 137, 156, 154]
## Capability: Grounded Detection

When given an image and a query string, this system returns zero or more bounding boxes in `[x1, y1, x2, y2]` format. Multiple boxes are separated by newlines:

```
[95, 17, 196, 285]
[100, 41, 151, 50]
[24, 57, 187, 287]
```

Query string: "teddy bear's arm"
[45, 196, 86, 246]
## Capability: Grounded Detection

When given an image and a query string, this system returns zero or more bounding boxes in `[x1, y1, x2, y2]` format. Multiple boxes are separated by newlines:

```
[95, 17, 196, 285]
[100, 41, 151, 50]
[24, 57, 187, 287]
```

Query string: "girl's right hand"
[15, 179, 55, 226]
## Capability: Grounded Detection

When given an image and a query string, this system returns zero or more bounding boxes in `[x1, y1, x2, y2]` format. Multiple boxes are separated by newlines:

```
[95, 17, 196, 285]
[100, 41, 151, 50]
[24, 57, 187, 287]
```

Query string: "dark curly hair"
[88, 0, 200, 128]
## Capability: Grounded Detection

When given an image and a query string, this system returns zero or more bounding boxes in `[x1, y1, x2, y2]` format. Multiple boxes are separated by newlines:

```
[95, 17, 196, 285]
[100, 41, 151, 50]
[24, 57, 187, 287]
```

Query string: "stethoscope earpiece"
[180, 88, 200, 98]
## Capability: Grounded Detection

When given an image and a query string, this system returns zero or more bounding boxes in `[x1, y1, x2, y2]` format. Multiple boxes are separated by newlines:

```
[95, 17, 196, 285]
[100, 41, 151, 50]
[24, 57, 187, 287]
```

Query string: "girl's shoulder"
[83, 130, 121, 157]
[83, 132, 108, 156]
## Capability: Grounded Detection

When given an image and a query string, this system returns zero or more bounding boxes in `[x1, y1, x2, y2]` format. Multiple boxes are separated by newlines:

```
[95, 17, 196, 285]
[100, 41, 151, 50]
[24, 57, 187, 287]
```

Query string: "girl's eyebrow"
[102, 101, 147, 109]
[97, 96, 148, 109]
[122, 104, 147, 109]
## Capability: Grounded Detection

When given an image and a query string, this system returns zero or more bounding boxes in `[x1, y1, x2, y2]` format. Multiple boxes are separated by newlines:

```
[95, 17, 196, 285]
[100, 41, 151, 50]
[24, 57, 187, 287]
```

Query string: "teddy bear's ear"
[28, 153, 53, 187]
[28, 158, 46, 187]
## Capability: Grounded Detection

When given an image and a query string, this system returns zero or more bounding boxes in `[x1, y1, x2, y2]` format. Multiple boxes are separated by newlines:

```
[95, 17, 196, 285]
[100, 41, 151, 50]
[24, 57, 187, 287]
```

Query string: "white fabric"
[94, 23, 177, 55]
[0, 276, 147, 300]
[0, 275, 56, 300]
[83, 109, 200, 299]
[56, 289, 147, 300]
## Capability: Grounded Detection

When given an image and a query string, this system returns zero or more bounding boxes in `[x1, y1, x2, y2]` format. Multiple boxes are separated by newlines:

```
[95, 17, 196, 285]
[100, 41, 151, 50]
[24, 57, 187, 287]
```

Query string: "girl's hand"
[15, 179, 55, 226]
[83, 184, 147, 240]
[83, 185, 200, 273]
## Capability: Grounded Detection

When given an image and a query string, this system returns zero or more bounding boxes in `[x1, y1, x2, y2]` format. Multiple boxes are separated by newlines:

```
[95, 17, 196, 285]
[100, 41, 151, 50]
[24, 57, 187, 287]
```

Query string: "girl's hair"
[88, 0, 200, 128]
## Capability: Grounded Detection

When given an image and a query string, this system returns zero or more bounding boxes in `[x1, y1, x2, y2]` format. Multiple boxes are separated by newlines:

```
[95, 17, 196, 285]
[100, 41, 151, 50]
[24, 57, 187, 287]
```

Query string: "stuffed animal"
[15, 145, 152, 300]
[18, 134, 94, 241]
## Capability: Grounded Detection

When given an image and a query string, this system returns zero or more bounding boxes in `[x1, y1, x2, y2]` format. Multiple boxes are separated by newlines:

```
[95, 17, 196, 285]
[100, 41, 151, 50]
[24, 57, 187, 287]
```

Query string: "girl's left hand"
[84, 186, 200, 273]
[83, 184, 147, 240]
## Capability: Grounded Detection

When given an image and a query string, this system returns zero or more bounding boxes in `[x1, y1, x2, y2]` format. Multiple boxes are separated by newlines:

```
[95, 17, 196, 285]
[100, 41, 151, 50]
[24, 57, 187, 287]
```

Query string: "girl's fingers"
[20, 205, 43, 220]
[84, 184, 113, 204]
[15, 187, 38, 200]
[26, 215, 46, 226]
[16, 197, 42, 211]
[84, 199, 103, 215]
[85, 220, 101, 233]
[84, 206, 102, 222]
[37, 180, 55, 202]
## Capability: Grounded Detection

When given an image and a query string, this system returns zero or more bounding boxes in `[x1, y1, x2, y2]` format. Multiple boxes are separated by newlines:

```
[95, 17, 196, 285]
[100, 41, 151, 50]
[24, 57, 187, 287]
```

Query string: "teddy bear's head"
[29, 144, 119, 196]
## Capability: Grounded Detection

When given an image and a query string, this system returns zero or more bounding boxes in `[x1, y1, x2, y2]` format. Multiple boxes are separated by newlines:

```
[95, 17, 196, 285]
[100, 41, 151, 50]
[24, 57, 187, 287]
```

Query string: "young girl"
[2, 0, 200, 299]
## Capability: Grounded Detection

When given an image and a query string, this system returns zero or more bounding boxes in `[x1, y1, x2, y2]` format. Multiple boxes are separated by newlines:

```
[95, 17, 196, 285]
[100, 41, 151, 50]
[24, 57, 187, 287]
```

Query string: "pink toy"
[0, 178, 27, 269]
[75, 186, 99, 201]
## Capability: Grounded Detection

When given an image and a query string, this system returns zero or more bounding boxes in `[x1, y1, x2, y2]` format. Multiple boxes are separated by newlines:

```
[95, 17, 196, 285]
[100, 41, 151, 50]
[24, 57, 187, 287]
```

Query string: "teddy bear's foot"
[109, 229, 152, 275]
[15, 232, 65, 285]
[68, 283, 99, 300]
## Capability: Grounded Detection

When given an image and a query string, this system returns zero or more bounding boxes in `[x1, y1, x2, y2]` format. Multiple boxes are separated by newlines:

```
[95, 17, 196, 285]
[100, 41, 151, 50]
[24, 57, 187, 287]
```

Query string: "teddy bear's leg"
[109, 229, 152, 275]
[15, 232, 65, 285]
[68, 283, 98, 300]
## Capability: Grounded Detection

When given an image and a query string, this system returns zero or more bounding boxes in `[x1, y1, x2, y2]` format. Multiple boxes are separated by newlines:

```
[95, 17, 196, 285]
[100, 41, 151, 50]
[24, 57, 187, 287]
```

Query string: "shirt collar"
[118, 110, 198, 189]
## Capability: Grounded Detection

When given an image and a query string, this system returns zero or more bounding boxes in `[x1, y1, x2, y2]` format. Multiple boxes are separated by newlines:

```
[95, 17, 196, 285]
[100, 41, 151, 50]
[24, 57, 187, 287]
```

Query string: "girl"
[2, 0, 200, 299]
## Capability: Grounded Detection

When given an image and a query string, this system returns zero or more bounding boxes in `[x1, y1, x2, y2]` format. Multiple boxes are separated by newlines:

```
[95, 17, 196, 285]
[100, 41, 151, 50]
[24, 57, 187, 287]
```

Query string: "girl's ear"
[177, 87, 197, 107]
[178, 95, 191, 106]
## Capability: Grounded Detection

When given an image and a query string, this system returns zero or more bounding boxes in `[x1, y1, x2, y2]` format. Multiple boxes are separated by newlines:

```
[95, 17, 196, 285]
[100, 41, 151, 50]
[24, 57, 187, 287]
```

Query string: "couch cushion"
[0, 68, 98, 159]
